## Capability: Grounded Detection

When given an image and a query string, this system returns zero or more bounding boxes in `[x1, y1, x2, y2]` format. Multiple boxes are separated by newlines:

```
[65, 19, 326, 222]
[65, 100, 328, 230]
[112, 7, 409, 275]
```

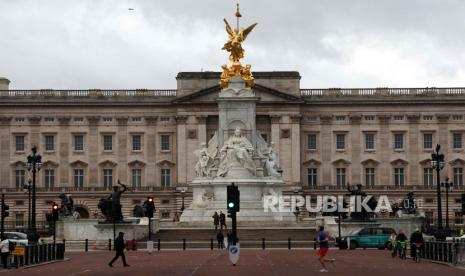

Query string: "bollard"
[262, 238, 265, 250]
[183, 239, 186, 250]
[211, 239, 214, 250]
[85, 239, 88, 252]
[288, 238, 291, 250]
[63, 239, 66, 253]
[132, 239, 136, 251]
[313, 238, 317, 250]
[109, 239, 112, 251]
[157, 239, 161, 251]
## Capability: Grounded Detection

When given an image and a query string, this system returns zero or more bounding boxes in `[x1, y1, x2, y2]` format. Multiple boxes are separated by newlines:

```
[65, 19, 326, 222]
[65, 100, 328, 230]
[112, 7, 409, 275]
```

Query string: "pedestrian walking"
[108, 232, 130, 267]
[316, 226, 335, 273]
[219, 211, 227, 230]
[0, 235, 10, 269]
[216, 231, 224, 249]
[212, 211, 219, 230]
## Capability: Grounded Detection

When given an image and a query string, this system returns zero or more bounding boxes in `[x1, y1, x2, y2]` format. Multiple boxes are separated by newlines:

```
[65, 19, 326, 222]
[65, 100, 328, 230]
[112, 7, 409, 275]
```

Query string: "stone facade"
[0, 72, 464, 228]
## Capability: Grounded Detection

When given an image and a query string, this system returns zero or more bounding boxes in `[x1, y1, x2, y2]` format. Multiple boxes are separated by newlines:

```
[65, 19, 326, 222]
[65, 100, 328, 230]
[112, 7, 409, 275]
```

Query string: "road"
[1, 249, 463, 276]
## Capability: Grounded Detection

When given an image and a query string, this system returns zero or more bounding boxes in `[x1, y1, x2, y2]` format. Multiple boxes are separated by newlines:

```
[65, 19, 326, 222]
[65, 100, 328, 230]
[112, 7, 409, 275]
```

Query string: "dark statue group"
[98, 181, 128, 222]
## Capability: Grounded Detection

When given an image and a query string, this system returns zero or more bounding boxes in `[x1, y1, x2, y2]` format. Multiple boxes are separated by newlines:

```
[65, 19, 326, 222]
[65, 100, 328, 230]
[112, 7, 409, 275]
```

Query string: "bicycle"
[398, 241, 407, 260]
[413, 243, 422, 263]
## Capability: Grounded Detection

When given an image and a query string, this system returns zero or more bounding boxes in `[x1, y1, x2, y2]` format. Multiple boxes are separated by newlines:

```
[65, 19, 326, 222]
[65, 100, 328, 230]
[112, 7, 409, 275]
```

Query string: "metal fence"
[422, 240, 465, 266]
[7, 242, 65, 269]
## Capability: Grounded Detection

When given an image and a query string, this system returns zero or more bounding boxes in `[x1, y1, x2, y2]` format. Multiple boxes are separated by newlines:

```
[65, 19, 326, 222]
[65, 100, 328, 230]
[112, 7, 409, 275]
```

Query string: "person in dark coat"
[219, 211, 227, 230]
[410, 228, 424, 259]
[216, 231, 224, 249]
[212, 211, 219, 230]
[108, 232, 130, 267]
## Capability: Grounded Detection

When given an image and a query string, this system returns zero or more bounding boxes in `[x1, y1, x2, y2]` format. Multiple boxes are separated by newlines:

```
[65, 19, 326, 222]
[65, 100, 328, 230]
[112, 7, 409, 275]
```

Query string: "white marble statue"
[194, 142, 214, 177]
[263, 142, 281, 177]
[218, 127, 256, 177]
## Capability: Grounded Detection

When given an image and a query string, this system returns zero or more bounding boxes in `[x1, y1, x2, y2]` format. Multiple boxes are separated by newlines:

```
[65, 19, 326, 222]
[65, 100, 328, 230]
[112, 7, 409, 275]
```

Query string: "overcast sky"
[1, 0, 465, 89]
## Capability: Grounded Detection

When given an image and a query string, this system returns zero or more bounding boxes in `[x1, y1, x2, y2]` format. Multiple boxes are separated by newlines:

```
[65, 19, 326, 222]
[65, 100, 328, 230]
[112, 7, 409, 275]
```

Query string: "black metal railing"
[422, 240, 465, 266]
[6, 242, 65, 269]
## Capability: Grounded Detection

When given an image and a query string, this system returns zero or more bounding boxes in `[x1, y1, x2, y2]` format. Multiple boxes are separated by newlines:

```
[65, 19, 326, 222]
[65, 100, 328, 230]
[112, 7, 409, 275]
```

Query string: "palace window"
[453, 167, 464, 188]
[394, 115, 404, 121]
[335, 116, 346, 121]
[425, 211, 434, 225]
[103, 169, 113, 189]
[74, 169, 84, 189]
[132, 117, 142, 122]
[423, 168, 434, 188]
[74, 135, 84, 151]
[15, 170, 25, 188]
[132, 169, 142, 188]
[15, 117, 25, 122]
[15, 213, 25, 228]
[44, 169, 55, 189]
[15, 135, 25, 152]
[336, 168, 346, 187]
[365, 168, 375, 187]
[365, 133, 375, 150]
[161, 169, 171, 188]
[161, 135, 171, 151]
[394, 133, 404, 149]
[452, 115, 463, 121]
[423, 133, 433, 149]
[102, 117, 113, 122]
[364, 116, 375, 121]
[132, 135, 141, 151]
[336, 134, 345, 150]
[45, 135, 55, 151]
[307, 134, 317, 150]
[103, 135, 113, 151]
[423, 115, 433, 121]
[394, 168, 405, 187]
[307, 168, 317, 187]
[455, 212, 464, 225]
[453, 133, 462, 149]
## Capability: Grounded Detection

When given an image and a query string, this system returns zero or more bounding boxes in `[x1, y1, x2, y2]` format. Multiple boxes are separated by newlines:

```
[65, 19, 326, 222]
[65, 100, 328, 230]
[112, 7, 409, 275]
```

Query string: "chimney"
[0, 77, 10, 90]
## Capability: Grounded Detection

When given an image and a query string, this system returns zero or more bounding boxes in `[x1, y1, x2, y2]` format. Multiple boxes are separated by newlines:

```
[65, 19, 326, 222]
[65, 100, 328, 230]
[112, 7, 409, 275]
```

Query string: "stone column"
[28, 116, 41, 148]
[349, 113, 362, 184]
[320, 114, 333, 186]
[378, 115, 391, 186]
[436, 113, 449, 147]
[86, 116, 100, 186]
[290, 115, 301, 184]
[57, 116, 71, 186]
[176, 115, 188, 186]
[145, 116, 158, 187]
[407, 113, 420, 186]
[196, 115, 207, 145]
[116, 116, 129, 182]
[0, 117, 12, 188]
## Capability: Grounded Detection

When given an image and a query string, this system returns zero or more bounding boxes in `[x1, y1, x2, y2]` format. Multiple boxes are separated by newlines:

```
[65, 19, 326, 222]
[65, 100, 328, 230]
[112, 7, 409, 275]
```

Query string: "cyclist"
[410, 228, 424, 261]
[396, 230, 407, 259]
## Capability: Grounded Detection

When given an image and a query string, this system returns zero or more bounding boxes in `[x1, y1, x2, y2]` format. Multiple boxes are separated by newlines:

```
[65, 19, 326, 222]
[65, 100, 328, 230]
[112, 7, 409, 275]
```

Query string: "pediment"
[173, 84, 301, 104]
[419, 158, 432, 165]
[70, 160, 88, 167]
[156, 159, 176, 167]
[10, 161, 26, 167]
[128, 160, 146, 167]
[302, 158, 322, 166]
[332, 158, 351, 166]
[98, 160, 117, 167]
[449, 158, 465, 166]
[42, 160, 59, 167]
[361, 158, 380, 166]
[390, 158, 409, 166]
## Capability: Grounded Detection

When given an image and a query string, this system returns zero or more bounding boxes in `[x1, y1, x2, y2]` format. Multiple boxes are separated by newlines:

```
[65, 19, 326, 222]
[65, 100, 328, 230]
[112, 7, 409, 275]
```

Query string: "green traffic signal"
[228, 202, 234, 208]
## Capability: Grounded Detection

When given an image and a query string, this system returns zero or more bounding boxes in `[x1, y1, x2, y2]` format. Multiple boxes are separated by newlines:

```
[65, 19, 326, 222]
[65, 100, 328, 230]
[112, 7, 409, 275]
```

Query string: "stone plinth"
[56, 218, 160, 241]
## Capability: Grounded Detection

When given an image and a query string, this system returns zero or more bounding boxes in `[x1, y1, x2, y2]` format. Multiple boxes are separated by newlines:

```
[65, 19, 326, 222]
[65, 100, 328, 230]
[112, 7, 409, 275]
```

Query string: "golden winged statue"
[220, 5, 257, 89]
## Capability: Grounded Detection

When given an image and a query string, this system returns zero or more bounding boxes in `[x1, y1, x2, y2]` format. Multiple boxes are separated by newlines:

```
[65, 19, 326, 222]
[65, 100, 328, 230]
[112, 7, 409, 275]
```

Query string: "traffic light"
[145, 197, 155, 218]
[1, 202, 9, 219]
[227, 183, 240, 212]
[52, 202, 59, 221]
[462, 194, 465, 214]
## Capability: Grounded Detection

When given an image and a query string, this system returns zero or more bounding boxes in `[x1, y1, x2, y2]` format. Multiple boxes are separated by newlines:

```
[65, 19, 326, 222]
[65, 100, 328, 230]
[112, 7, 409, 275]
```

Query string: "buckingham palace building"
[0, 72, 464, 227]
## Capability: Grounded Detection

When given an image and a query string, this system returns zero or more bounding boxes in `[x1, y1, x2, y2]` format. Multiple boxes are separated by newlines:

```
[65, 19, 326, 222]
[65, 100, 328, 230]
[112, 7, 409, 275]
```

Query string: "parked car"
[4, 232, 28, 246]
[340, 227, 396, 250]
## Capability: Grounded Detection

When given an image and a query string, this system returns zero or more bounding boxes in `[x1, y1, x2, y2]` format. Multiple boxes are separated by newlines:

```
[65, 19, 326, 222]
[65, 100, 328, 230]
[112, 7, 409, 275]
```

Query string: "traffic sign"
[228, 244, 240, 265]
[12, 246, 25, 256]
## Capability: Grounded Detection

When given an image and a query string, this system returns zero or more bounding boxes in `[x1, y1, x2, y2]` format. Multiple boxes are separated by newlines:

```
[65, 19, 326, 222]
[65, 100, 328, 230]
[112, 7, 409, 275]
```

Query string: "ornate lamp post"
[180, 189, 186, 213]
[26, 146, 42, 243]
[430, 144, 445, 239]
[22, 179, 32, 231]
[440, 177, 453, 232]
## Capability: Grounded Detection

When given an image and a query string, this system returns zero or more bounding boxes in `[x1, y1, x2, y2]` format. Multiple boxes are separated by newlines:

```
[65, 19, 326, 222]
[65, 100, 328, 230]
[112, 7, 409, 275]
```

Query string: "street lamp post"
[430, 144, 445, 239]
[22, 179, 32, 231]
[441, 177, 453, 232]
[180, 189, 186, 213]
[26, 146, 42, 243]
